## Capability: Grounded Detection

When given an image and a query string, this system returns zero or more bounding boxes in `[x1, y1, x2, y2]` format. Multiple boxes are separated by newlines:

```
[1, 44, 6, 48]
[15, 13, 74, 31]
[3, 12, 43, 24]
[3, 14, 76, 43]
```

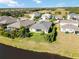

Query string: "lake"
[0, 43, 72, 59]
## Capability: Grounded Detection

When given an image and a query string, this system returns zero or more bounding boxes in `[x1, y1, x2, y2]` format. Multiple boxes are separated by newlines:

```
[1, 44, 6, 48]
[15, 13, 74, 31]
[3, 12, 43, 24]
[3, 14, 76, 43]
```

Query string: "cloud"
[33, 0, 42, 4]
[7, 3, 24, 7]
[54, 3, 66, 7]
[0, 0, 24, 7]
[0, 0, 12, 4]
[7, 2, 24, 7]
[54, 3, 79, 7]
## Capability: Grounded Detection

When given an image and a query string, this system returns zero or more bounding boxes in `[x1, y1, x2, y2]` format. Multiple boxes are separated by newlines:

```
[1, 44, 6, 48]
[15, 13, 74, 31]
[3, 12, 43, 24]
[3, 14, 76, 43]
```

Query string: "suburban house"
[60, 20, 79, 35]
[67, 13, 79, 20]
[55, 15, 64, 20]
[40, 13, 52, 21]
[0, 16, 17, 25]
[30, 12, 41, 20]
[7, 20, 35, 29]
[60, 20, 78, 26]
[30, 21, 52, 33]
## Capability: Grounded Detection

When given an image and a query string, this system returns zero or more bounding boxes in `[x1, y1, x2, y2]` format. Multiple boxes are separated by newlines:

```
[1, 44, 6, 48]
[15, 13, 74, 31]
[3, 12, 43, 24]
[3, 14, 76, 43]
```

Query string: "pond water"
[0, 43, 72, 59]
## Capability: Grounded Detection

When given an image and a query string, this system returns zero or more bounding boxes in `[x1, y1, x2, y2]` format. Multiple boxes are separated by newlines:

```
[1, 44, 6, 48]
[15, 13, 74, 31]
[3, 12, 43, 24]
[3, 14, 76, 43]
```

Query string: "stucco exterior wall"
[29, 28, 48, 34]
[61, 28, 75, 33]
[60, 23, 78, 27]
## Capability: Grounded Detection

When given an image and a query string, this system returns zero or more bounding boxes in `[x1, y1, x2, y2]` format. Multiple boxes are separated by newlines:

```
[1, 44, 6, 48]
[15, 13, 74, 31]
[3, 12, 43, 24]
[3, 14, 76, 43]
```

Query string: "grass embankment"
[0, 25, 79, 59]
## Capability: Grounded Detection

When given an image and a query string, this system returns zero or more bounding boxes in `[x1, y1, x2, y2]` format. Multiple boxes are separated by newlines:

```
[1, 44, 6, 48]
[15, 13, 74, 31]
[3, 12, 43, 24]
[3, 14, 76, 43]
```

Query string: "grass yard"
[0, 24, 79, 59]
[29, 33, 47, 42]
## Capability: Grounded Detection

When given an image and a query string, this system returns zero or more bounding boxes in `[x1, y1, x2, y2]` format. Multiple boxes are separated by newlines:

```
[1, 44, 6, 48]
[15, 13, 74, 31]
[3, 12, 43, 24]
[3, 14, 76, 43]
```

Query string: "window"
[36, 29, 41, 31]
[75, 31, 79, 34]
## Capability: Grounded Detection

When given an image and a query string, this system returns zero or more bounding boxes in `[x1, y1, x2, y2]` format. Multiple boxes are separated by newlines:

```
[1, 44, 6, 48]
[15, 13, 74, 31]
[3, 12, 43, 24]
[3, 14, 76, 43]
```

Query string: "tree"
[17, 26, 31, 38]
[0, 28, 10, 38]
[49, 17, 56, 23]
[0, 26, 32, 39]
[9, 30, 16, 39]
[46, 27, 57, 43]
[0, 12, 11, 16]
[34, 16, 40, 21]
[63, 16, 67, 20]
[3, 32, 10, 37]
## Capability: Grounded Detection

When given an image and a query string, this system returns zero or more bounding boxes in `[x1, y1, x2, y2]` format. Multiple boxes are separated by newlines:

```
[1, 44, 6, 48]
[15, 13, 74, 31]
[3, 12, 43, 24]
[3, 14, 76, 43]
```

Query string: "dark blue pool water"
[0, 43, 72, 59]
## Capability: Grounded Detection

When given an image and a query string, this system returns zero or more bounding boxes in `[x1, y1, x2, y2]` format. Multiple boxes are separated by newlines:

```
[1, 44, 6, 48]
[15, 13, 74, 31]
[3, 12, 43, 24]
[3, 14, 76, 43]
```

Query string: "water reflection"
[0, 44, 72, 59]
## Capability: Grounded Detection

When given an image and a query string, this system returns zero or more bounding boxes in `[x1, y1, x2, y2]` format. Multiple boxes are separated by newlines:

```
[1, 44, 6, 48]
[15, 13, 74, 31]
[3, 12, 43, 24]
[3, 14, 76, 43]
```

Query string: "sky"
[0, 0, 79, 8]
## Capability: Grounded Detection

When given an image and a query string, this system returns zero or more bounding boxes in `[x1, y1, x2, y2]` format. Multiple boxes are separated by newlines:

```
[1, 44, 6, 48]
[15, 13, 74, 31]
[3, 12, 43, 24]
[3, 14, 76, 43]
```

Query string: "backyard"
[0, 24, 79, 59]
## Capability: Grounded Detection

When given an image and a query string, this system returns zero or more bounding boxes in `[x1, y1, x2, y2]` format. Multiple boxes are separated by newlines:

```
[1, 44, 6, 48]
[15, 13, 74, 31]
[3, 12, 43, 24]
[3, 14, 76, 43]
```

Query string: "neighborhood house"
[30, 12, 41, 20]
[0, 8, 79, 35]
[55, 15, 63, 20]
[30, 21, 52, 33]
[60, 20, 79, 35]
[67, 13, 79, 20]
[40, 13, 52, 21]
[7, 20, 35, 29]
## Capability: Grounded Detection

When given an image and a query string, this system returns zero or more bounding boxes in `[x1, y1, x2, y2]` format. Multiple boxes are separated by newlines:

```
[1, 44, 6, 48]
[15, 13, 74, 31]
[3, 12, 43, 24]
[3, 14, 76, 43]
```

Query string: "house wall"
[67, 15, 71, 19]
[44, 30, 48, 34]
[30, 28, 37, 32]
[41, 14, 52, 21]
[29, 28, 48, 34]
[60, 23, 78, 27]
[61, 28, 75, 33]
[67, 15, 77, 20]
[41, 16, 46, 20]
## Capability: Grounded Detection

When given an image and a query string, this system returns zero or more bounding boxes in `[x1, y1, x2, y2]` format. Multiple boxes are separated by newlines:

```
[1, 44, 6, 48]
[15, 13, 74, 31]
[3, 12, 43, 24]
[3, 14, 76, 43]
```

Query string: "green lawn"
[29, 33, 47, 42]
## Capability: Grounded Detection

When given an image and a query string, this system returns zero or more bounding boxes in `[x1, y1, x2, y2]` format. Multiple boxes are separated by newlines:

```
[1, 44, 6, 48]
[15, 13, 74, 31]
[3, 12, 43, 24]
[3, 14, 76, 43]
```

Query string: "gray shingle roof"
[7, 20, 35, 28]
[69, 13, 76, 16]
[61, 24, 79, 31]
[30, 21, 52, 31]
[60, 20, 78, 24]
[0, 16, 17, 24]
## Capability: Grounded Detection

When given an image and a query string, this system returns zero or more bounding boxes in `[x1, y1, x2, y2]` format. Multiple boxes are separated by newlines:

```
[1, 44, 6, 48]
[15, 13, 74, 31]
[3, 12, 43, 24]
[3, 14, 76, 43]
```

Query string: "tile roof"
[61, 24, 79, 31]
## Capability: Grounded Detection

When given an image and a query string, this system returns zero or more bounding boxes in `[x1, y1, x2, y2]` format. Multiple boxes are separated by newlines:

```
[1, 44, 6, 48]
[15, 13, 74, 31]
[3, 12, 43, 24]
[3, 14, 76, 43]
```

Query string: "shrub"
[65, 31, 69, 34]
[2, 32, 10, 37]
[0, 26, 31, 39]
[16, 26, 31, 38]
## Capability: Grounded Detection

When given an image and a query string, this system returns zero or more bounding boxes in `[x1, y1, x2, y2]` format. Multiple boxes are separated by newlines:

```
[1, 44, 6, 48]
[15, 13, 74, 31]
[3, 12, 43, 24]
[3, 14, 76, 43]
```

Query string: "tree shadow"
[53, 27, 58, 42]
[0, 43, 72, 59]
